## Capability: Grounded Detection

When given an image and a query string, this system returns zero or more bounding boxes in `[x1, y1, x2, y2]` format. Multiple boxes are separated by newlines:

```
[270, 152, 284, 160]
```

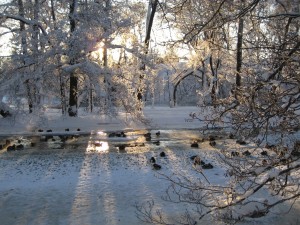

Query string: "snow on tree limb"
[0, 13, 48, 38]
[61, 61, 103, 77]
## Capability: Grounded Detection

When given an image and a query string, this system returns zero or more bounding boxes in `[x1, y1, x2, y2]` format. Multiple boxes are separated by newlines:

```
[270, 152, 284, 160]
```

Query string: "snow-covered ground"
[0, 107, 299, 225]
[0, 106, 204, 136]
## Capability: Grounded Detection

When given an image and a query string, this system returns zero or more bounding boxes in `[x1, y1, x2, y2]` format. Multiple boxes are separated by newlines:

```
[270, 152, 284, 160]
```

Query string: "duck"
[150, 157, 156, 163]
[236, 139, 247, 145]
[265, 143, 276, 151]
[209, 135, 216, 141]
[108, 133, 116, 137]
[202, 163, 213, 169]
[144, 133, 151, 141]
[209, 141, 216, 147]
[262, 159, 268, 166]
[160, 151, 166, 157]
[7, 145, 16, 151]
[231, 151, 239, 157]
[193, 156, 201, 165]
[191, 142, 199, 148]
[153, 163, 161, 170]
[16, 144, 24, 150]
[228, 133, 234, 139]
[118, 145, 126, 151]
[261, 150, 268, 156]
[144, 132, 151, 138]
[152, 141, 160, 146]
[242, 150, 251, 156]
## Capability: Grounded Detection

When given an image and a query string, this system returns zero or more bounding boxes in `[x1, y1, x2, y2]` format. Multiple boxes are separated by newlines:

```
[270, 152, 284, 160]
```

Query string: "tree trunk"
[18, 0, 27, 58]
[51, 0, 66, 115]
[50, 0, 57, 29]
[89, 86, 93, 113]
[32, 0, 39, 58]
[60, 74, 67, 115]
[137, 0, 158, 104]
[102, 0, 111, 112]
[68, 0, 78, 117]
[68, 75, 78, 116]
[235, 16, 244, 96]
[32, 0, 40, 109]
[144, 0, 158, 57]
[209, 55, 220, 105]
[18, 0, 33, 113]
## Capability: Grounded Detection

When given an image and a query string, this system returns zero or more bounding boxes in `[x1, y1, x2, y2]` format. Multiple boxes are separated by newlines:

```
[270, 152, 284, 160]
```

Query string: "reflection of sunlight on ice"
[86, 141, 109, 152]
[87, 130, 110, 152]
[70, 133, 117, 225]
[91, 130, 106, 136]
[97, 131, 106, 136]
[70, 155, 93, 223]
[70, 133, 117, 224]
[103, 191, 117, 225]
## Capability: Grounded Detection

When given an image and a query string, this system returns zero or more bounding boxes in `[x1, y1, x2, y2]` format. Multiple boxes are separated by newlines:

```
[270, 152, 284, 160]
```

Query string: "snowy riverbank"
[0, 106, 203, 136]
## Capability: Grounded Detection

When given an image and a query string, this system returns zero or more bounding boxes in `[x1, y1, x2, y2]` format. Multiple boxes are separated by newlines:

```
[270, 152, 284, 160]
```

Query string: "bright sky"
[0, 28, 13, 56]
[0, 0, 190, 60]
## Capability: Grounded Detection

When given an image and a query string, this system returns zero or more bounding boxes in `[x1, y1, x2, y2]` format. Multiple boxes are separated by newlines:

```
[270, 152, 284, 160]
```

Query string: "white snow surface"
[0, 106, 299, 225]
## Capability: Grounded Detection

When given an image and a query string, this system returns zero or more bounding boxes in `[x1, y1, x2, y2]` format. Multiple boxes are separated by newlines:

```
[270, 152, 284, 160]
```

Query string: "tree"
[136, 0, 300, 223]
[0, 0, 151, 119]
[68, 0, 78, 117]
[137, 0, 158, 104]
[235, 16, 243, 92]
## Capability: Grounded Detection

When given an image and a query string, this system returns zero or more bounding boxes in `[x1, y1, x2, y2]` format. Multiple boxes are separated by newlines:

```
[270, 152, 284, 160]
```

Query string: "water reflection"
[86, 141, 109, 152]
[96, 131, 106, 136]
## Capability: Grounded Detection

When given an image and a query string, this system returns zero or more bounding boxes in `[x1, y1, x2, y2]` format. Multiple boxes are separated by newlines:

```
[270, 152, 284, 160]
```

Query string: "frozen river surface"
[0, 129, 299, 225]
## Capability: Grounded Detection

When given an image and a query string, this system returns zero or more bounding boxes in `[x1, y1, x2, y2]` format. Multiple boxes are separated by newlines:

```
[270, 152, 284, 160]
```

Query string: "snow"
[0, 106, 299, 225]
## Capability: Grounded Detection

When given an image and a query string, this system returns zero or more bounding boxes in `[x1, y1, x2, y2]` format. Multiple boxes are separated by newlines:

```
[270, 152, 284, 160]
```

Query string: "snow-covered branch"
[0, 13, 48, 38]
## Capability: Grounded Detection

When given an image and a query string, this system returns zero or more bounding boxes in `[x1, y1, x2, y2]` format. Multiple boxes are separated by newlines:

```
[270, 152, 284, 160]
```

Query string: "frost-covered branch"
[0, 13, 48, 37]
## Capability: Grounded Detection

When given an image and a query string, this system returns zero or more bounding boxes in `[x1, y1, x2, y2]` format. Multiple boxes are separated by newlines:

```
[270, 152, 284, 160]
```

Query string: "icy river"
[0, 129, 299, 225]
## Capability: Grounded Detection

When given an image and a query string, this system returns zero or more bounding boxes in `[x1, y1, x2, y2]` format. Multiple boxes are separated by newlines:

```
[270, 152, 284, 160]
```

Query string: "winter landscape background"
[0, 0, 300, 225]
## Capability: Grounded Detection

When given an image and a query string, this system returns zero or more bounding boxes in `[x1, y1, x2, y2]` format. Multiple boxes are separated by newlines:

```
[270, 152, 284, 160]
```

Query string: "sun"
[91, 41, 120, 63]
[91, 42, 105, 59]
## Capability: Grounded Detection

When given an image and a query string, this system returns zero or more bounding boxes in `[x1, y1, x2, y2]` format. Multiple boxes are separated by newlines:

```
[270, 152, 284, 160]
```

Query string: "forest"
[0, 0, 300, 224]
[0, 0, 298, 118]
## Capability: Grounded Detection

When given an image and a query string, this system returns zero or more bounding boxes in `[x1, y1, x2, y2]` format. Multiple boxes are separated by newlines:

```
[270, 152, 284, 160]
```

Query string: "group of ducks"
[190, 135, 218, 148]
[144, 131, 160, 142]
[190, 155, 214, 169]
[5, 128, 83, 152]
[108, 131, 126, 138]
[148, 131, 216, 170]
[191, 134, 249, 149]
[5, 140, 26, 152]
[37, 128, 81, 133]
[149, 153, 214, 170]
[149, 151, 165, 170]
[147, 131, 163, 170]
